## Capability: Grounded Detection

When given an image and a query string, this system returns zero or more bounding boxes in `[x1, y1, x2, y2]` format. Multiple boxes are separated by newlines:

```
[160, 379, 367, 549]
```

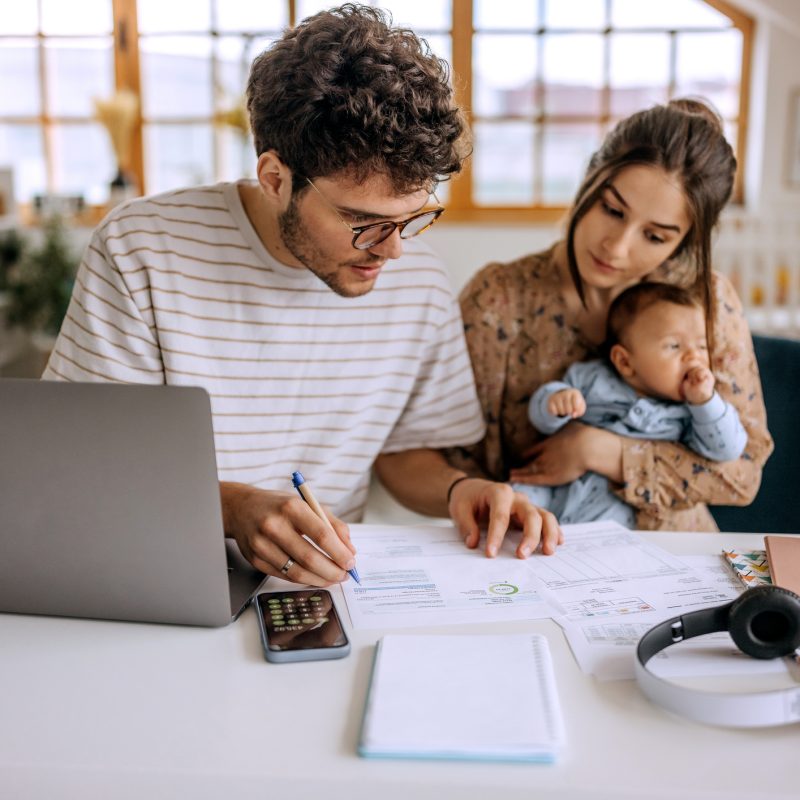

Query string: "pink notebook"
[764, 536, 800, 595]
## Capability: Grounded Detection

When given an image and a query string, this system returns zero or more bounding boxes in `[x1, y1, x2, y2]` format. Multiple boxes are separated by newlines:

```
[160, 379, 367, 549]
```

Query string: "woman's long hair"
[565, 99, 736, 342]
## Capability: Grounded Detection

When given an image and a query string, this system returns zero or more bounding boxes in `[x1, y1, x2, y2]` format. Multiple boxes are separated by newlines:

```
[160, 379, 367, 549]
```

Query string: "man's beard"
[278, 197, 376, 298]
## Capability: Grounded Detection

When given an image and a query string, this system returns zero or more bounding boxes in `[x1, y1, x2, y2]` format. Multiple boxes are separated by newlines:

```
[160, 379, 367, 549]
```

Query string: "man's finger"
[289, 501, 356, 570]
[450, 497, 481, 549]
[513, 496, 543, 557]
[537, 509, 563, 555]
[329, 513, 356, 555]
[265, 523, 350, 583]
[484, 486, 513, 557]
[247, 547, 337, 588]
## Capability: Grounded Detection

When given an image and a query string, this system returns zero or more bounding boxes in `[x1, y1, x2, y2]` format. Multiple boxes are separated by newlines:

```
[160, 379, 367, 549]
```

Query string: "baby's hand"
[682, 366, 715, 404]
[547, 388, 587, 419]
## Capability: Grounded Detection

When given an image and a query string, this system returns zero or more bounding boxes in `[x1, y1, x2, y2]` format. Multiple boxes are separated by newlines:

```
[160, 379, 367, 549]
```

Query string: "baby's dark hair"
[604, 282, 704, 357]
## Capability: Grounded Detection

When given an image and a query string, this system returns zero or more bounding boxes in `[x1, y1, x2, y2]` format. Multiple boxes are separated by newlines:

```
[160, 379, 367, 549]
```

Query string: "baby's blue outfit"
[511, 360, 748, 528]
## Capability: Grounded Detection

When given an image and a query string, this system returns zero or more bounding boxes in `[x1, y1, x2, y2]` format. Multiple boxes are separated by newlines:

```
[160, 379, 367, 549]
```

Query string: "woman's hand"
[509, 423, 624, 486]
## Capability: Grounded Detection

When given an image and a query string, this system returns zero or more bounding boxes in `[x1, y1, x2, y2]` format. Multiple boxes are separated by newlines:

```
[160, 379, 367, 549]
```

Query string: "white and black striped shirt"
[44, 183, 485, 520]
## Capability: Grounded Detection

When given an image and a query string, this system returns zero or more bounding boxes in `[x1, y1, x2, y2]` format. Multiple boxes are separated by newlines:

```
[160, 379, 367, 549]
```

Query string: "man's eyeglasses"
[305, 178, 444, 251]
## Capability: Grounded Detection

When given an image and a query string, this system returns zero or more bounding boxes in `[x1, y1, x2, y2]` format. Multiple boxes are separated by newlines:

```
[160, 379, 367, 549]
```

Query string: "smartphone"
[255, 589, 351, 663]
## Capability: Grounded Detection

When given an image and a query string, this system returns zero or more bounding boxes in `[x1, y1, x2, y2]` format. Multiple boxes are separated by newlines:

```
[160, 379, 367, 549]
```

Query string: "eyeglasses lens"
[351, 209, 442, 250]
[400, 211, 439, 238]
[353, 222, 396, 250]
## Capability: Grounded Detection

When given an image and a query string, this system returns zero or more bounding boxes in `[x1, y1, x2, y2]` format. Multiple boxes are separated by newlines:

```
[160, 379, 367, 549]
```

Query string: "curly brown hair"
[246, 3, 468, 194]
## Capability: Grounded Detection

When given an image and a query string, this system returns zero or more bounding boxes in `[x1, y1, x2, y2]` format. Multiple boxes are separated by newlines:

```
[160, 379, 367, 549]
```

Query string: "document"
[341, 523, 738, 632]
[555, 555, 792, 681]
[358, 633, 565, 762]
[342, 523, 783, 686]
[523, 523, 689, 592]
[525, 530, 736, 624]
[557, 613, 794, 682]
[342, 525, 551, 629]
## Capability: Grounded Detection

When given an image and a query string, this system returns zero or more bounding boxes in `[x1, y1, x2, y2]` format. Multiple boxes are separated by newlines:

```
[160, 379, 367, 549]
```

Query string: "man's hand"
[682, 366, 715, 405]
[220, 482, 356, 587]
[509, 423, 624, 486]
[448, 478, 563, 559]
[547, 388, 587, 419]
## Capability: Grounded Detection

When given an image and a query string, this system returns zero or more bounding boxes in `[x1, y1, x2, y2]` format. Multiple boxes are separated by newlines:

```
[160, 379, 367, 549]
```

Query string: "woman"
[449, 99, 773, 534]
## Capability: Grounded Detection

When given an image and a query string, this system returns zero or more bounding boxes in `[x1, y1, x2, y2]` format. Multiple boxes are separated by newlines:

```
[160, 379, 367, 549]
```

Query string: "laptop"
[0, 379, 267, 626]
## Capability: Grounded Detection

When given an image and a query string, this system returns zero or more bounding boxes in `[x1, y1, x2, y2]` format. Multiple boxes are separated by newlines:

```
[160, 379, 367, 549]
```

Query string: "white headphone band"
[635, 586, 800, 728]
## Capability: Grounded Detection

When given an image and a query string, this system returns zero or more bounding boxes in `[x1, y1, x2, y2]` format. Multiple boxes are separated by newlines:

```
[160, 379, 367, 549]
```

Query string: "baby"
[511, 282, 748, 528]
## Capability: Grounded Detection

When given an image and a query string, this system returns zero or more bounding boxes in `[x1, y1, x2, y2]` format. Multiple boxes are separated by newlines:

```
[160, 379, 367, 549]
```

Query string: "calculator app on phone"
[255, 589, 350, 662]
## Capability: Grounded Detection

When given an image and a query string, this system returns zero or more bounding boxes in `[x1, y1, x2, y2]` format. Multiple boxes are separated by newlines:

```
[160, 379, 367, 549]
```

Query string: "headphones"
[635, 585, 800, 727]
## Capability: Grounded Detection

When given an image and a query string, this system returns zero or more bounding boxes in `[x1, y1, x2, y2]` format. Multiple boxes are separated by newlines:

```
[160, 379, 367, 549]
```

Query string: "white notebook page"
[359, 633, 565, 761]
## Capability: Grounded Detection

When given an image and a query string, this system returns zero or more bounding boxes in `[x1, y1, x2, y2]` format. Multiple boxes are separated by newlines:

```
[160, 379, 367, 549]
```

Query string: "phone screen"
[256, 590, 348, 651]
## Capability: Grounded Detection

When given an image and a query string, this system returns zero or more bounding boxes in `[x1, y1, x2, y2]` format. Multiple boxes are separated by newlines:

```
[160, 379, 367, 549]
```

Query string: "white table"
[0, 531, 796, 800]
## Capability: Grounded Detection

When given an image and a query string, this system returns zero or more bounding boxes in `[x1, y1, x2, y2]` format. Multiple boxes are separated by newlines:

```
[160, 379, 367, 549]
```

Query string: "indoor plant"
[6, 216, 79, 338]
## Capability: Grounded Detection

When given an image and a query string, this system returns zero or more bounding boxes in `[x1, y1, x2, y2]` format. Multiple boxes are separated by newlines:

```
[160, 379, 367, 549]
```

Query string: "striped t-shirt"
[43, 182, 485, 520]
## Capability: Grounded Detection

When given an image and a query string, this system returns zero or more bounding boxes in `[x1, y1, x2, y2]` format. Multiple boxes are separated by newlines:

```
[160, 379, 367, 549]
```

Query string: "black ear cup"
[728, 585, 800, 659]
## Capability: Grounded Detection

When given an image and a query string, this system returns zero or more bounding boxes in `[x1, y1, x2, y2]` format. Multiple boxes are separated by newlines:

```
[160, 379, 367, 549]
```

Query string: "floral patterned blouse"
[448, 244, 774, 532]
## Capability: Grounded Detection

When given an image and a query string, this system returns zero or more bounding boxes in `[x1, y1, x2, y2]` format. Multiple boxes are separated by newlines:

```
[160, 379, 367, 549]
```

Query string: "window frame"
[7, 0, 753, 221]
[447, 0, 752, 221]
[0, 0, 122, 216]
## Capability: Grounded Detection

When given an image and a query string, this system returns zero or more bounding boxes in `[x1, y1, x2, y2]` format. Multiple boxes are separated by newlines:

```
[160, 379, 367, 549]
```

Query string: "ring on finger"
[279, 557, 295, 575]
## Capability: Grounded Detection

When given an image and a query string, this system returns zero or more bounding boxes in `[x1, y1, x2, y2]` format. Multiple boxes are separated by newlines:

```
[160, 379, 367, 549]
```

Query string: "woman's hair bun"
[667, 97, 724, 135]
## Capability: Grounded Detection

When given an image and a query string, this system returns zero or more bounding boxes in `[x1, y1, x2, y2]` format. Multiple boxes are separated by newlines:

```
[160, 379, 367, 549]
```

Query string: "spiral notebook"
[721, 548, 772, 587]
[358, 634, 565, 763]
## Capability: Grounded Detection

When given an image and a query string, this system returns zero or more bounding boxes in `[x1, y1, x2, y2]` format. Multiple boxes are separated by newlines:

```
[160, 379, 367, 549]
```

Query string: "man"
[44, 4, 561, 586]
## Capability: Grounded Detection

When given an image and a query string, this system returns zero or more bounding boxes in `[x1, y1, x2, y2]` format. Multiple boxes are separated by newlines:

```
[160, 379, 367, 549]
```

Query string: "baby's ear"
[609, 343, 634, 378]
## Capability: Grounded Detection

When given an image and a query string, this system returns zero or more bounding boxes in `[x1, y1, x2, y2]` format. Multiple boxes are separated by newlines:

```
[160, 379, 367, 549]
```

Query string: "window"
[0, 0, 752, 220]
[137, 0, 454, 197]
[458, 0, 751, 219]
[0, 0, 115, 205]
[136, 0, 287, 194]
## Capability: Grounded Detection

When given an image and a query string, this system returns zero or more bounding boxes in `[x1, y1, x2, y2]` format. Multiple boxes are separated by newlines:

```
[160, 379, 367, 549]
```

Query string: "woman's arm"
[442, 262, 515, 481]
[510, 273, 773, 517]
[615, 272, 773, 516]
[509, 422, 624, 485]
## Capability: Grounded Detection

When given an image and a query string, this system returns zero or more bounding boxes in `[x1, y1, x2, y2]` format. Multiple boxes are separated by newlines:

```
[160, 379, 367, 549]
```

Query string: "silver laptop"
[0, 379, 266, 626]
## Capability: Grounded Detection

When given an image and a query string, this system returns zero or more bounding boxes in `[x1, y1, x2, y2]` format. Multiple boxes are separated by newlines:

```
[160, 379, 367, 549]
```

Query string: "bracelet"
[446, 475, 475, 505]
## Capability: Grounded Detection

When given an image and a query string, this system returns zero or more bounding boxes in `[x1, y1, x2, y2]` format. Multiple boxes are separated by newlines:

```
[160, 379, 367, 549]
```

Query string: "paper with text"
[342, 525, 550, 629]
[523, 529, 740, 626]
[555, 555, 792, 680]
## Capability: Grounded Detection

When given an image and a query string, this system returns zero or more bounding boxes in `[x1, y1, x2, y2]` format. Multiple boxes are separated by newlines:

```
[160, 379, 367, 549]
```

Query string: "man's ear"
[609, 343, 635, 378]
[255, 150, 293, 206]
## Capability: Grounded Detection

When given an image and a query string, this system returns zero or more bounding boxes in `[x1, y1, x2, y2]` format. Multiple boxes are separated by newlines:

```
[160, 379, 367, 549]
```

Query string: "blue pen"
[291, 470, 361, 584]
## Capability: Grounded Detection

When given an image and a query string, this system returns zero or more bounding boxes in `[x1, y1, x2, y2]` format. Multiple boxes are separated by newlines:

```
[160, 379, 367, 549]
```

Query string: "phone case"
[256, 591, 351, 663]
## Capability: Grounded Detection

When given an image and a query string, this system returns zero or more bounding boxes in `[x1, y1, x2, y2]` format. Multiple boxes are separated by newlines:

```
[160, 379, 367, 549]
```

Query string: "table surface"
[0, 530, 796, 800]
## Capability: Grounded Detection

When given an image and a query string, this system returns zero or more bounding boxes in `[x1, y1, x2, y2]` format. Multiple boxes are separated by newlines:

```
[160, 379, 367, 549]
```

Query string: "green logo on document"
[489, 583, 519, 595]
